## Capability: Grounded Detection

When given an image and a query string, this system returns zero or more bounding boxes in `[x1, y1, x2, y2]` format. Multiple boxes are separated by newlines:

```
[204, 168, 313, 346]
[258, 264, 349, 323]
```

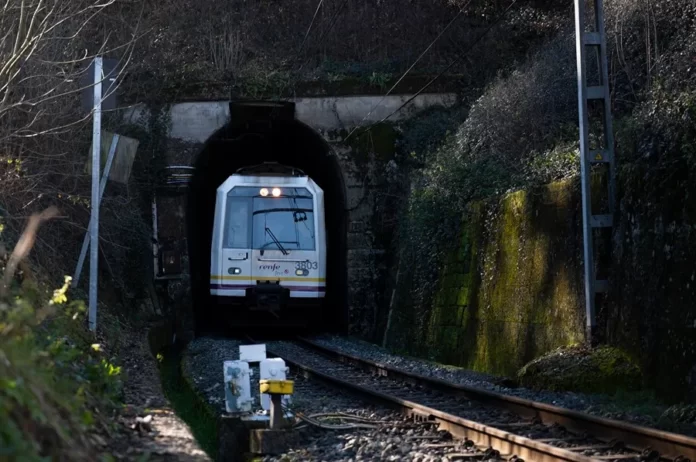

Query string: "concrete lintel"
[122, 93, 458, 143]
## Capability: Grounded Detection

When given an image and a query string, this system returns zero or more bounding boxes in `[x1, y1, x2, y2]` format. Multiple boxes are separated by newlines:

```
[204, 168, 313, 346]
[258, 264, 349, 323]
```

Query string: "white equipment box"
[259, 358, 291, 411]
[223, 360, 253, 413]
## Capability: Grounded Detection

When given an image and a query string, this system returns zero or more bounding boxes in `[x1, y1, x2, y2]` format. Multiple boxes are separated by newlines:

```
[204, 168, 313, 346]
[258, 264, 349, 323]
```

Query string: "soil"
[101, 323, 211, 461]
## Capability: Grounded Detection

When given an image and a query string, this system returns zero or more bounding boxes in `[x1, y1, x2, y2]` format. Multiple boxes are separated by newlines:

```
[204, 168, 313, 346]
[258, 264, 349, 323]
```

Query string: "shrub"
[0, 212, 122, 461]
[516, 345, 642, 394]
[389, 0, 696, 357]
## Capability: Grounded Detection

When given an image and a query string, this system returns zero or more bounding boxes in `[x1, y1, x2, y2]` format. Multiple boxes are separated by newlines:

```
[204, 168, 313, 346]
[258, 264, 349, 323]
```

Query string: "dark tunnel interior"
[186, 102, 349, 337]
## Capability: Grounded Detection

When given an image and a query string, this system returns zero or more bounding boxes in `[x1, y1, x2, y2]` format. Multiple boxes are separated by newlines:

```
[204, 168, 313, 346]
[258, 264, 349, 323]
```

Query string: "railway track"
[263, 338, 696, 462]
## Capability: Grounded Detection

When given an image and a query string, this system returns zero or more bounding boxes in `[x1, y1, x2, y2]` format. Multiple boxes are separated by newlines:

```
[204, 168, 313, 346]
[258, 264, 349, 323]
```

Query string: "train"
[208, 162, 327, 328]
[151, 101, 348, 336]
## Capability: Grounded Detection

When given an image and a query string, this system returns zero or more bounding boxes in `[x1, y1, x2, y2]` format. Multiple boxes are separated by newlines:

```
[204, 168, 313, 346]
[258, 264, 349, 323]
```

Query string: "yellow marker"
[260, 379, 294, 395]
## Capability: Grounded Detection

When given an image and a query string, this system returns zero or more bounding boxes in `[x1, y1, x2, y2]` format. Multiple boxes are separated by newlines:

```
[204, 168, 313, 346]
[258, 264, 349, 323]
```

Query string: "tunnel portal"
[186, 101, 349, 336]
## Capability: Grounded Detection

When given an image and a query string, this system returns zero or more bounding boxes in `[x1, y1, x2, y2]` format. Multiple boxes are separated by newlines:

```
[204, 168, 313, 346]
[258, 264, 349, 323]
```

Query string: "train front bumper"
[248, 282, 290, 311]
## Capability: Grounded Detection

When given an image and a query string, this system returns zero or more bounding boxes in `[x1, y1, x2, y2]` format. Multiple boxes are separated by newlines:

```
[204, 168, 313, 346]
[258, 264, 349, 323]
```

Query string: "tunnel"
[186, 101, 349, 337]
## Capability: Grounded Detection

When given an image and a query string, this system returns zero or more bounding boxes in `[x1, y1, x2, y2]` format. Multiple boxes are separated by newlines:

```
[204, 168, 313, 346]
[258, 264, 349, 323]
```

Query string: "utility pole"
[77, 56, 119, 333]
[89, 56, 103, 332]
[72, 134, 120, 289]
[574, 0, 616, 345]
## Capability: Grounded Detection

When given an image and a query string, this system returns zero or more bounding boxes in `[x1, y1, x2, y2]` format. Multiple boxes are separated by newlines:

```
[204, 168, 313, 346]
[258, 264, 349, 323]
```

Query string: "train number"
[295, 261, 318, 270]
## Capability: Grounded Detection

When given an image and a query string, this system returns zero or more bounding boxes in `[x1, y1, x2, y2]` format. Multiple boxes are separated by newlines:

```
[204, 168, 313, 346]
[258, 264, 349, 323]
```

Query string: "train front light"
[272, 187, 281, 197]
[295, 268, 309, 276]
[260, 188, 269, 196]
[228, 267, 242, 275]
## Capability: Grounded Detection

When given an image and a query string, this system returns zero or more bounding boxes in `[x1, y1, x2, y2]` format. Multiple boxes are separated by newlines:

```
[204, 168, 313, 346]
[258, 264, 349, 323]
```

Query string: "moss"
[157, 344, 218, 458]
[409, 178, 587, 378]
[516, 345, 642, 395]
[345, 123, 399, 172]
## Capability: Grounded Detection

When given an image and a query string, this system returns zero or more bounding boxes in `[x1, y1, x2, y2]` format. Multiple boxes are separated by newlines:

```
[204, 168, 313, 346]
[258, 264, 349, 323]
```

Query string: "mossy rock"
[516, 345, 642, 395]
[661, 404, 696, 424]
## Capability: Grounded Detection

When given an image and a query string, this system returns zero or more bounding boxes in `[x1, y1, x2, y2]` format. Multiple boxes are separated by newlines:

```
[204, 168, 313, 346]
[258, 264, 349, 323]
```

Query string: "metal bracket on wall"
[574, 0, 617, 345]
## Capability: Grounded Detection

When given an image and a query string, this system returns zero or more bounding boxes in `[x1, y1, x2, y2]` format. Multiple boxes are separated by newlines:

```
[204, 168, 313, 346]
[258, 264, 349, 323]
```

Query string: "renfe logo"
[258, 264, 281, 272]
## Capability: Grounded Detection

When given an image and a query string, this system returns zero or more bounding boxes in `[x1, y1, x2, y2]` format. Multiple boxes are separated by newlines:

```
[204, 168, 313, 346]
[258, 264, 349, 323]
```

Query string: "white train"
[209, 163, 326, 318]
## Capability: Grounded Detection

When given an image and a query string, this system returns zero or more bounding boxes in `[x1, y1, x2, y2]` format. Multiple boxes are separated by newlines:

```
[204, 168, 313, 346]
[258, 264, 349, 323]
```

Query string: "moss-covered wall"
[388, 165, 696, 401]
[610, 161, 696, 400]
[407, 178, 586, 377]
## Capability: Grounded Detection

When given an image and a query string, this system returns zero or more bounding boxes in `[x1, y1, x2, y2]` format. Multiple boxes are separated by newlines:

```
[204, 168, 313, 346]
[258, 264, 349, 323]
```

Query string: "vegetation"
[1, 0, 695, 455]
[0, 211, 123, 461]
[0, 0, 156, 458]
[108, 0, 568, 101]
[158, 345, 218, 458]
[386, 0, 696, 400]
[516, 345, 642, 395]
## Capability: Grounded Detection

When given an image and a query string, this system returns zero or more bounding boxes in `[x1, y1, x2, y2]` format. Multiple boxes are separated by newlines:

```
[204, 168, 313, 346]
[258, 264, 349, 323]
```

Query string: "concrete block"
[217, 415, 254, 462]
[123, 94, 458, 142]
[250, 429, 302, 455]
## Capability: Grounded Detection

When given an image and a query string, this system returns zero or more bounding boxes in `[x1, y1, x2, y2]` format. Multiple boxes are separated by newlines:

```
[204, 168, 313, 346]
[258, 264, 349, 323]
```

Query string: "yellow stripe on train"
[210, 275, 326, 283]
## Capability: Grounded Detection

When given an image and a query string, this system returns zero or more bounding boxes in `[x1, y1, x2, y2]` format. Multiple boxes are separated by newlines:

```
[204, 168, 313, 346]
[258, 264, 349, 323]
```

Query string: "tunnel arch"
[186, 101, 349, 337]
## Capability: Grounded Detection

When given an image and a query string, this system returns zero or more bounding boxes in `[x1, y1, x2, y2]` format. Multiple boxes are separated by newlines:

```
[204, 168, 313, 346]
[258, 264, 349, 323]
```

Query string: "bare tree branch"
[1, 205, 60, 296]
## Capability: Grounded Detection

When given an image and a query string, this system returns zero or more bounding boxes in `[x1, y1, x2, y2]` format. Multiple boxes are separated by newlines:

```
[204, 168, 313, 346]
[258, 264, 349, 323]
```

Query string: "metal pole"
[574, 0, 616, 345]
[72, 134, 120, 288]
[89, 57, 103, 332]
[574, 0, 595, 344]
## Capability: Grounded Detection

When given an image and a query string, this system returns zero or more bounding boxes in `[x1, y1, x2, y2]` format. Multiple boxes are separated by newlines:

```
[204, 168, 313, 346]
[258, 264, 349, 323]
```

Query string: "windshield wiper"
[265, 227, 289, 255]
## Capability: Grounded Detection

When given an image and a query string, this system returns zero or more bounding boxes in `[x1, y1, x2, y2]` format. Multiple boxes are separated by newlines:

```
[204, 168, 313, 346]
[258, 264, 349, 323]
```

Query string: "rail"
[273, 337, 696, 462]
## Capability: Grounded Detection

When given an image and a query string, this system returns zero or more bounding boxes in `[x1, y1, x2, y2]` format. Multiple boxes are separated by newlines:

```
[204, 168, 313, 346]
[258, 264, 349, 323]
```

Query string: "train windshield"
[224, 186, 316, 252]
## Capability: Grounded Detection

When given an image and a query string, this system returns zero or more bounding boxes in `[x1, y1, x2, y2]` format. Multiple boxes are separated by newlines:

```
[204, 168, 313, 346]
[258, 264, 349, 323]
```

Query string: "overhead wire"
[276, 0, 349, 101]
[342, 0, 473, 142]
[313, 0, 350, 47]
[271, 0, 327, 102]
[297, 0, 326, 56]
[343, 0, 519, 143]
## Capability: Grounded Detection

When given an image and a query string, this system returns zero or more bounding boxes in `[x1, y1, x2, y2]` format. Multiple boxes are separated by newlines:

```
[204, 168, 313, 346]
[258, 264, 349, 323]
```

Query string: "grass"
[156, 343, 219, 458]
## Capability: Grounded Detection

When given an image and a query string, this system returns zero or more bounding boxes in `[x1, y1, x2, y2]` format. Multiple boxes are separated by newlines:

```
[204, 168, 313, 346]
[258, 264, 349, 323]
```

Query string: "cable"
[295, 412, 380, 430]
[314, 0, 350, 46]
[297, 0, 325, 56]
[275, 0, 330, 100]
[342, 0, 472, 141]
[280, 403, 383, 430]
[344, 0, 519, 143]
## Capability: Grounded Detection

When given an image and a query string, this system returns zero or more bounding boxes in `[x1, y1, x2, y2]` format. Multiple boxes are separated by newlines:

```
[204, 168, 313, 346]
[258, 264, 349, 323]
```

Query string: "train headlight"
[260, 188, 269, 196]
[228, 267, 242, 275]
[272, 187, 281, 197]
[295, 268, 309, 276]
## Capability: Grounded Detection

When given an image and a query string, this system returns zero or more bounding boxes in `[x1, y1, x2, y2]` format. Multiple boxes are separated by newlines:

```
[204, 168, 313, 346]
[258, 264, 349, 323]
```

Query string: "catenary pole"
[72, 134, 119, 288]
[89, 57, 103, 332]
[574, 0, 616, 345]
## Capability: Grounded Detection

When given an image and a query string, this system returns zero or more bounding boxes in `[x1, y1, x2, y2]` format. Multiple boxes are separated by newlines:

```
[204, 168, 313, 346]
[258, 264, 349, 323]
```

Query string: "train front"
[209, 173, 327, 328]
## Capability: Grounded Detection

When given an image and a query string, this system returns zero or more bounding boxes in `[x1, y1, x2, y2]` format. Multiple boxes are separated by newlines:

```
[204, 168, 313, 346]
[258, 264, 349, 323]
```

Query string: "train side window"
[224, 196, 251, 249]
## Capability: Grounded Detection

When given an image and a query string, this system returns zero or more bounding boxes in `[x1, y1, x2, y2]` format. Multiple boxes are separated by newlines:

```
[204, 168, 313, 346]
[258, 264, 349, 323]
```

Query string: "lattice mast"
[574, 0, 617, 344]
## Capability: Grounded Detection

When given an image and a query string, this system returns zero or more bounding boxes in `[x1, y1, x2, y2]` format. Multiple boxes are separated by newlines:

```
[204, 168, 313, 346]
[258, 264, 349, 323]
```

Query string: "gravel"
[182, 337, 505, 461]
[308, 334, 593, 408]
[307, 334, 696, 434]
[182, 336, 245, 413]
[181, 334, 696, 461]
[261, 375, 503, 462]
